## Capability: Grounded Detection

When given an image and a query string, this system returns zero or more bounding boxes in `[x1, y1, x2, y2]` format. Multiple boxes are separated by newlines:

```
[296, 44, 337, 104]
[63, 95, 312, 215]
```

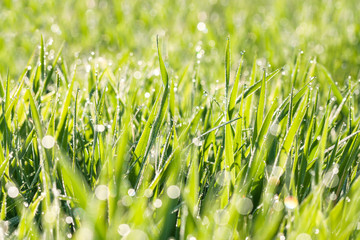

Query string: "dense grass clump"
[1, 35, 360, 239]
[1, 0, 360, 239]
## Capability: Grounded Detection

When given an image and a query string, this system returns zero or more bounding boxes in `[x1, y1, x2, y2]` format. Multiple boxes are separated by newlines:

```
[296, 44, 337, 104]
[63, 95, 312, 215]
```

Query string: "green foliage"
[1, 0, 360, 239]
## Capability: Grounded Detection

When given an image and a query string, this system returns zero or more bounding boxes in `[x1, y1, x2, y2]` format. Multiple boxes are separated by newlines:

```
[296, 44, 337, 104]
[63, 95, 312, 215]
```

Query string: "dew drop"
[8, 186, 19, 198]
[284, 196, 298, 210]
[236, 197, 253, 215]
[95, 185, 109, 200]
[144, 189, 153, 198]
[153, 199, 162, 208]
[167, 185, 180, 199]
[323, 171, 339, 188]
[65, 216, 74, 224]
[296, 233, 311, 240]
[126, 229, 148, 240]
[329, 192, 337, 201]
[197, 22, 207, 32]
[94, 124, 105, 133]
[273, 200, 284, 212]
[118, 224, 130, 236]
[128, 188, 136, 197]
[42, 135, 55, 149]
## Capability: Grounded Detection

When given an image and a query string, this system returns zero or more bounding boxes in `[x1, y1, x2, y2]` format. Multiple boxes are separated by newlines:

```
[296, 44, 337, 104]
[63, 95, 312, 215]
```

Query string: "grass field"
[1, 0, 360, 239]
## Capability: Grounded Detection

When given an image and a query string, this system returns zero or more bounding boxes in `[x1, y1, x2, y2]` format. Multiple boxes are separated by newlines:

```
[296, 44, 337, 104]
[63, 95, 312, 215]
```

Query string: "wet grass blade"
[55, 65, 76, 141]
[135, 37, 169, 190]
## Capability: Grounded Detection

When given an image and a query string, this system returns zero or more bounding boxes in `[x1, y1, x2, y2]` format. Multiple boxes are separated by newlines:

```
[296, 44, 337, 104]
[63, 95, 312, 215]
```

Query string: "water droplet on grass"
[134, 71, 142, 79]
[8, 186, 19, 198]
[329, 192, 337, 201]
[216, 170, 231, 186]
[323, 171, 339, 188]
[273, 200, 284, 211]
[236, 197, 253, 215]
[197, 22, 207, 32]
[192, 138, 202, 146]
[144, 189, 153, 198]
[65, 216, 73, 224]
[128, 188, 136, 197]
[95, 185, 109, 200]
[94, 124, 105, 132]
[118, 224, 130, 236]
[42, 135, 55, 149]
[296, 233, 311, 240]
[284, 196, 298, 210]
[167, 185, 180, 199]
[153, 199, 162, 208]
[126, 229, 148, 240]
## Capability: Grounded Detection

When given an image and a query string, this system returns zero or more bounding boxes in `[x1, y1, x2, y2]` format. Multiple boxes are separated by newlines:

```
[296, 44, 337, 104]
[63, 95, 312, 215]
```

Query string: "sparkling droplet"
[167, 185, 180, 199]
[94, 124, 105, 133]
[42, 135, 55, 149]
[236, 197, 253, 215]
[118, 224, 130, 236]
[323, 171, 339, 188]
[296, 233, 311, 240]
[284, 196, 298, 210]
[153, 199, 162, 208]
[8, 186, 19, 198]
[95, 185, 109, 200]
[65, 216, 73, 224]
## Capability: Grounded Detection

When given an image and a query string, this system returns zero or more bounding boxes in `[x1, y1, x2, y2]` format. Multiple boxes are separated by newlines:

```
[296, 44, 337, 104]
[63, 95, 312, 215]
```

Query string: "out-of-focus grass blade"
[0, 193, 6, 220]
[17, 194, 43, 239]
[58, 150, 89, 209]
[327, 175, 360, 239]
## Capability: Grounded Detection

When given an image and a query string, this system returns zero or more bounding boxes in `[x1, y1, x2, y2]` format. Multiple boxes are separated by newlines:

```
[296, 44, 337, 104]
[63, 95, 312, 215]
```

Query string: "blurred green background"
[1, 0, 359, 80]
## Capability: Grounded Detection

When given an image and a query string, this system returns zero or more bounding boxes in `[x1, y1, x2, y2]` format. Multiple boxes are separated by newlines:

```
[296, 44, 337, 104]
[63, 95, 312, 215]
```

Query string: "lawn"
[0, 0, 360, 239]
